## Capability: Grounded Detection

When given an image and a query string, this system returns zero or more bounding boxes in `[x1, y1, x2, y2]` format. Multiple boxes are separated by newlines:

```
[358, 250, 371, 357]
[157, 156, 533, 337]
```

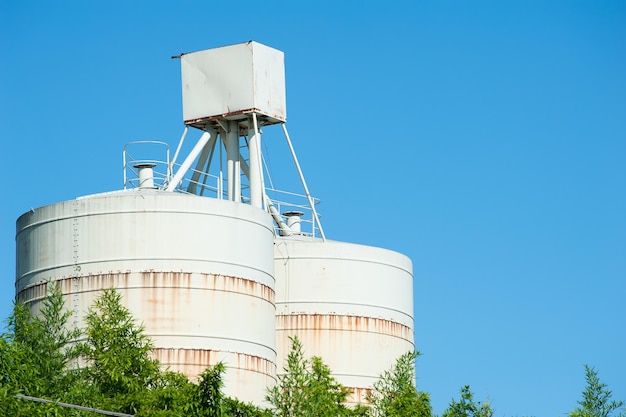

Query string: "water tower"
[15, 41, 415, 406]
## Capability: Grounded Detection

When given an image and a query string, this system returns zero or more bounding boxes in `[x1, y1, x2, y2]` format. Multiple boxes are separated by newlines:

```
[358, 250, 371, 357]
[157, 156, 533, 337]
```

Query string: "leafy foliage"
[570, 365, 625, 417]
[0, 283, 81, 415]
[266, 336, 353, 417]
[366, 351, 432, 417]
[223, 397, 274, 417]
[3, 286, 623, 417]
[191, 362, 226, 417]
[74, 288, 162, 413]
[0, 287, 189, 415]
[0, 287, 277, 416]
[442, 385, 493, 417]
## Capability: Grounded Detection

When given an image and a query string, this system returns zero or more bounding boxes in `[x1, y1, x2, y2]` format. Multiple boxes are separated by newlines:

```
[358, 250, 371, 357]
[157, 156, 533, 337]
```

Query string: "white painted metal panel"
[274, 236, 415, 405]
[181, 41, 286, 125]
[16, 190, 277, 405]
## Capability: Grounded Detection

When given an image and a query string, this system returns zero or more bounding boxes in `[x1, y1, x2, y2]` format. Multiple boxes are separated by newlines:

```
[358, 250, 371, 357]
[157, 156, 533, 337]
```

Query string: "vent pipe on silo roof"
[283, 211, 304, 234]
[135, 163, 156, 189]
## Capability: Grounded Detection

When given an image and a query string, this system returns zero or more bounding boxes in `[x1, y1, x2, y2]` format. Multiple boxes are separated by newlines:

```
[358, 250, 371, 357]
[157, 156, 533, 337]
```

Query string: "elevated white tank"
[274, 236, 415, 404]
[16, 189, 276, 404]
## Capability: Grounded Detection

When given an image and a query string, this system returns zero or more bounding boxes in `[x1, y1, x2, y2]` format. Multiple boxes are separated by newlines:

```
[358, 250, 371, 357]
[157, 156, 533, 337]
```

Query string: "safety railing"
[123, 141, 171, 190]
[266, 187, 322, 238]
[123, 141, 322, 238]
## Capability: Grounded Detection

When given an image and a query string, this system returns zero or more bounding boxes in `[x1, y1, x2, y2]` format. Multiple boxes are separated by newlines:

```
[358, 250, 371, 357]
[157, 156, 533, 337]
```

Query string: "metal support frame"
[218, 131, 224, 199]
[150, 121, 323, 240]
[248, 113, 263, 208]
[239, 154, 250, 178]
[266, 193, 292, 236]
[165, 131, 212, 192]
[187, 128, 217, 194]
[281, 123, 326, 241]
[197, 140, 218, 196]
[169, 126, 189, 181]
[226, 120, 241, 202]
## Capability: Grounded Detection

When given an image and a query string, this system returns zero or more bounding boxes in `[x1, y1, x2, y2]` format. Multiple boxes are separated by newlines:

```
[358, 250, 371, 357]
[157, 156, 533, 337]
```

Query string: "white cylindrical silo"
[274, 236, 415, 404]
[16, 189, 276, 405]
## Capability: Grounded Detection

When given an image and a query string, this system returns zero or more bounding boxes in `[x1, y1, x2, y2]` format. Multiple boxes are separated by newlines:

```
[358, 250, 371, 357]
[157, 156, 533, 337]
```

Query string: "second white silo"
[274, 236, 415, 404]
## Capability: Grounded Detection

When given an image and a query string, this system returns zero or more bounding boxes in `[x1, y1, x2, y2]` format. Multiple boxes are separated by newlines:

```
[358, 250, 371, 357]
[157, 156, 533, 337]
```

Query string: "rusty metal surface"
[344, 386, 373, 406]
[18, 271, 277, 405]
[184, 108, 280, 127]
[276, 313, 413, 341]
[18, 271, 274, 305]
[151, 348, 278, 404]
[154, 348, 275, 377]
[275, 322, 415, 395]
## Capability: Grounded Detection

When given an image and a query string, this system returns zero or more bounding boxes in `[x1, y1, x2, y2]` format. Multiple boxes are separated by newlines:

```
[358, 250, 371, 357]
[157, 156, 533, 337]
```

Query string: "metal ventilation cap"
[282, 211, 304, 217]
[283, 211, 305, 234]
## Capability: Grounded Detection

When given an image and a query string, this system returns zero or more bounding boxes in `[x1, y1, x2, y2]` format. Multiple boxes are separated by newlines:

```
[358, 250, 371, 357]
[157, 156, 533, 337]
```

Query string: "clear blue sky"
[1, 1, 624, 416]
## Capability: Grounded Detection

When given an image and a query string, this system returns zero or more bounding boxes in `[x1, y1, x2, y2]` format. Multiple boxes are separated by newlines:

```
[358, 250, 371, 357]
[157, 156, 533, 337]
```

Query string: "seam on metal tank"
[276, 302, 414, 325]
[17, 272, 275, 304]
[276, 255, 412, 273]
[276, 329, 415, 345]
[17, 259, 275, 286]
[343, 386, 373, 405]
[146, 335, 277, 355]
[153, 348, 277, 379]
[16, 281, 49, 304]
[276, 314, 414, 340]
[16, 209, 274, 233]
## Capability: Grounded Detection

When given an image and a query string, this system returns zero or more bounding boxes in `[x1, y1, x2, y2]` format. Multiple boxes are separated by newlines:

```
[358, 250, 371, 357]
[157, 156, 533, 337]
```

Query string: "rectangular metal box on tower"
[181, 41, 286, 129]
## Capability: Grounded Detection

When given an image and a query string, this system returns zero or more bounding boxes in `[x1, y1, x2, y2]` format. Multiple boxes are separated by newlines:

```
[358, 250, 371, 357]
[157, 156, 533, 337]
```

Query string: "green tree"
[58, 287, 199, 416]
[72, 288, 162, 414]
[1, 286, 274, 416]
[73, 288, 275, 416]
[366, 351, 432, 417]
[139, 370, 196, 416]
[191, 362, 226, 417]
[0, 284, 81, 416]
[267, 336, 353, 417]
[570, 365, 625, 417]
[222, 397, 273, 417]
[442, 385, 493, 417]
[187, 361, 273, 417]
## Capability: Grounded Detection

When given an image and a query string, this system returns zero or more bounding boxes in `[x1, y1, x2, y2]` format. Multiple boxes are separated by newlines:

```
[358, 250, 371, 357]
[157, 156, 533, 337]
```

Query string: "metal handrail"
[123, 141, 170, 190]
[122, 141, 322, 238]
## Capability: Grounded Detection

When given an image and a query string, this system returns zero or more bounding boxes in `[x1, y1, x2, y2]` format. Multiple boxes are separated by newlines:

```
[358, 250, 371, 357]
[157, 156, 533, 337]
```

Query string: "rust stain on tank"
[344, 386, 373, 405]
[276, 313, 414, 341]
[16, 281, 48, 304]
[17, 271, 274, 305]
[17, 272, 129, 304]
[154, 348, 275, 379]
[18, 273, 277, 383]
